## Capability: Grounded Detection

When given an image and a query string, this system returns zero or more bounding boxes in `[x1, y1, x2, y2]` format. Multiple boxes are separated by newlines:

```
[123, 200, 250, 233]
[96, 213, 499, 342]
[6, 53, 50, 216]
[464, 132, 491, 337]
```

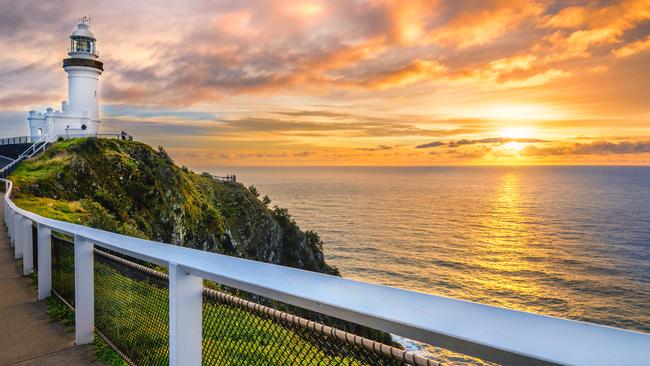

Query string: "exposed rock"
[10, 138, 338, 275]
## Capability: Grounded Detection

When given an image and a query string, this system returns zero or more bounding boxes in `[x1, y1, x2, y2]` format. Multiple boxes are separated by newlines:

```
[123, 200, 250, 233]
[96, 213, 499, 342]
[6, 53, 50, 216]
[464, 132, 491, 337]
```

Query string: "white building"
[28, 18, 103, 142]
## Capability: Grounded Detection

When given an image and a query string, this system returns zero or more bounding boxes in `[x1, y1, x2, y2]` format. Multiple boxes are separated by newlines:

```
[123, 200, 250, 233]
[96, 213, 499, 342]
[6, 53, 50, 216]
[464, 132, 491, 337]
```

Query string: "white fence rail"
[0, 134, 49, 179]
[2, 177, 650, 366]
[0, 136, 37, 145]
[18, 134, 49, 159]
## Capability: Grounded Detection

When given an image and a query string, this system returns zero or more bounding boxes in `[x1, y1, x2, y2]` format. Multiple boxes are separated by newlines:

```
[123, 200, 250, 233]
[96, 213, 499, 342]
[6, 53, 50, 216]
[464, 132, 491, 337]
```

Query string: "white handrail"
[18, 134, 49, 159]
[2, 177, 650, 366]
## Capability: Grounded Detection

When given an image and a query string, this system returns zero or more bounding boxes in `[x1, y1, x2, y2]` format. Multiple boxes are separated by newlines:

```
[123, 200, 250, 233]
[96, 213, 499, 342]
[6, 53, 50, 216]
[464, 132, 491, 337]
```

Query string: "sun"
[500, 126, 535, 152]
[503, 141, 526, 151]
[500, 127, 534, 139]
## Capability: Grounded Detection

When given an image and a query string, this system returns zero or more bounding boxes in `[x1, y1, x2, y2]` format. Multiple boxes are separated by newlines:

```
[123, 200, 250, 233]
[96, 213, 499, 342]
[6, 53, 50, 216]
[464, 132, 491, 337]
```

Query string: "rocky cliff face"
[10, 138, 397, 344]
[10, 138, 338, 275]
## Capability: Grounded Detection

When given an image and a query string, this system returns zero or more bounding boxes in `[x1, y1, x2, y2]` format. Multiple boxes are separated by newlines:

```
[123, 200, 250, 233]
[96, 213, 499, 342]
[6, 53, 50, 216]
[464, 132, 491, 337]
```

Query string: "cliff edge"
[9, 138, 339, 276]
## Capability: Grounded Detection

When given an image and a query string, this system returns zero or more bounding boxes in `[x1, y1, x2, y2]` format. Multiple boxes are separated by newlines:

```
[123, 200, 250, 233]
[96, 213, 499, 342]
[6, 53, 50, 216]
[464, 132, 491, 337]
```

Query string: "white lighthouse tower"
[28, 17, 104, 142]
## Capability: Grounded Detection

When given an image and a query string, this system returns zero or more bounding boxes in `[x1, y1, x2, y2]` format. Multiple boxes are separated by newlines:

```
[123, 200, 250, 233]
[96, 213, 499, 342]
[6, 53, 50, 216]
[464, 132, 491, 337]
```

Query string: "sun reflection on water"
[472, 171, 550, 311]
[235, 166, 650, 364]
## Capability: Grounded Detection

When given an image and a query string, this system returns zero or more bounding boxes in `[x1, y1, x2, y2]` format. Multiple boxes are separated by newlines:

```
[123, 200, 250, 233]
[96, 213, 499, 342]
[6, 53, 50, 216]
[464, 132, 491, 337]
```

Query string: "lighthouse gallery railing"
[3, 177, 650, 366]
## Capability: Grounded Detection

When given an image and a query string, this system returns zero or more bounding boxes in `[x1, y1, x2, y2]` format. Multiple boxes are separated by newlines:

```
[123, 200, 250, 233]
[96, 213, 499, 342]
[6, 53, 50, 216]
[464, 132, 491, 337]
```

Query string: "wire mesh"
[202, 288, 436, 366]
[49, 235, 438, 366]
[94, 249, 169, 365]
[51, 235, 75, 305]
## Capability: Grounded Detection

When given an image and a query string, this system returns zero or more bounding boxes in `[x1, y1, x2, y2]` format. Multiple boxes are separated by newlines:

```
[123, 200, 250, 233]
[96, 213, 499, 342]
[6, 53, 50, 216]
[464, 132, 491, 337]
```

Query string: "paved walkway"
[0, 202, 102, 365]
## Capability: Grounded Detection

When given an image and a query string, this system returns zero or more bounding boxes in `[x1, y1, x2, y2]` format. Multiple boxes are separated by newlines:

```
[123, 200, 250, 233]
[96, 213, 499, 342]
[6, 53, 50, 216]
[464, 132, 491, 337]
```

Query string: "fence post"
[3, 193, 7, 234]
[74, 235, 94, 345]
[8, 208, 13, 244]
[37, 224, 52, 300]
[14, 213, 22, 258]
[5, 204, 11, 242]
[22, 218, 33, 275]
[169, 262, 202, 366]
[7, 206, 12, 245]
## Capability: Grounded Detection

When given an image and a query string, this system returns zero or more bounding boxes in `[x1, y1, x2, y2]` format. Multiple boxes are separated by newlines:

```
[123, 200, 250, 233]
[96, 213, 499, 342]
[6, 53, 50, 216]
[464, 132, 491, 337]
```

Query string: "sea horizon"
[195, 163, 650, 168]
[214, 166, 650, 329]
[212, 165, 650, 362]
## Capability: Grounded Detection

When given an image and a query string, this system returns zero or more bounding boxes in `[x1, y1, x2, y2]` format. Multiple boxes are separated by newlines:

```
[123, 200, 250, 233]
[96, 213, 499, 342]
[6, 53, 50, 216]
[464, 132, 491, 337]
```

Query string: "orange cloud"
[428, 1, 543, 48]
[542, 6, 588, 28]
[614, 35, 650, 58]
[488, 55, 537, 73]
[2, 0, 650, 167]
[383, 0, 438, 45]
[539, 0, 650, 62]
[362, 59, 447, 89]
[522, 140, 650, 156]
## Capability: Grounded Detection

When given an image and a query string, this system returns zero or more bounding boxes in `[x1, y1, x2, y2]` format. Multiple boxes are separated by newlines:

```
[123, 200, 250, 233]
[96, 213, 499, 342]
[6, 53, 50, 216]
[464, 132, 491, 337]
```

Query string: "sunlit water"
[209, 166, 650, 363]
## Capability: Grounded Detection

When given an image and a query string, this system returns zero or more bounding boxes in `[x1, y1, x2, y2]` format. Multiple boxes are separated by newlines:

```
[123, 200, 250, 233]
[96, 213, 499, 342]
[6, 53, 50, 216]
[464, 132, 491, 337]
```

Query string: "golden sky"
[0, 0, 649, 166]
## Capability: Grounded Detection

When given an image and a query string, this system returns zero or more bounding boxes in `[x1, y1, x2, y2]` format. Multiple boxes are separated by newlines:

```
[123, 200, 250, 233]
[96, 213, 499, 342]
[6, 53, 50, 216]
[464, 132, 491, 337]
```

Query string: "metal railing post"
[13, 213, 22, 258]
[169, 262, 202, 366]
[37, 224, 52, 300]
[22, 218, 33, 275]
[74, 235, 94, 344]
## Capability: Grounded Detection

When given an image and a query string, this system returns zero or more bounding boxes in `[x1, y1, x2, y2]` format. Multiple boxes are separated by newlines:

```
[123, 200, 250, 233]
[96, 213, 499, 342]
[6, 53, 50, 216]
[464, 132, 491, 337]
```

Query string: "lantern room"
[69, 19, 98, 58]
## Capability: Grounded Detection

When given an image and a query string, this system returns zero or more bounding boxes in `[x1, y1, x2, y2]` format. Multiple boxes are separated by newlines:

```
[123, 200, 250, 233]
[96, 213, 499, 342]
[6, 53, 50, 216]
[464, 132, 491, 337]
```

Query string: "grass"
[10, 152, 70, 186]
[26, 245, 387, 366]
[29, 270, 129, 366]
[9, 138, 388, 365]
[32, 240, 385, 366]
[44, 295, 129, 366]
[12, 195, 88, 223]
[91, 257, 375, 366]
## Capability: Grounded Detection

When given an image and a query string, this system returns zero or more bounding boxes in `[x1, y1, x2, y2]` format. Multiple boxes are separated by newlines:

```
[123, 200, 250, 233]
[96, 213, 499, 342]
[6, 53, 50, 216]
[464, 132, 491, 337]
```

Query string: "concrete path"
[0, 204, 102, 365]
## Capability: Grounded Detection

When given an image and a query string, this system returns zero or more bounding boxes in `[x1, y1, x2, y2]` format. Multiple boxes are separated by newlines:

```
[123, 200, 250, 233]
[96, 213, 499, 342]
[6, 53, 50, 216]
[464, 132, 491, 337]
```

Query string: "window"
[81, 124, 87, 131]
[72, 37, 95, 53]
[37, 128, 42, 137]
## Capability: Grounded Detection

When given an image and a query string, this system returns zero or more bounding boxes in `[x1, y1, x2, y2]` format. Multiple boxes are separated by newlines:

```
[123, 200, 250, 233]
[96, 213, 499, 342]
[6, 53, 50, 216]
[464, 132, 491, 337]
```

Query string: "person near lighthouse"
[27, 17, 104, 142]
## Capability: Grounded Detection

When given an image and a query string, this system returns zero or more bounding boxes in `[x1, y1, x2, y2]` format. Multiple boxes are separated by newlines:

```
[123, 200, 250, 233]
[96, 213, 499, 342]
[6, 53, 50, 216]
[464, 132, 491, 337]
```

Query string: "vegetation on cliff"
[10, 138, 338, 275]
[10, 138, 395, 349]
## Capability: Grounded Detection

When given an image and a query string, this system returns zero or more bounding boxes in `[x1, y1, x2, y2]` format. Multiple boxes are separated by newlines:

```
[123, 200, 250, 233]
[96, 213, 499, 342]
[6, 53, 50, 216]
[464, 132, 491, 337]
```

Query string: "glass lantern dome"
[69, 23, 98, 58]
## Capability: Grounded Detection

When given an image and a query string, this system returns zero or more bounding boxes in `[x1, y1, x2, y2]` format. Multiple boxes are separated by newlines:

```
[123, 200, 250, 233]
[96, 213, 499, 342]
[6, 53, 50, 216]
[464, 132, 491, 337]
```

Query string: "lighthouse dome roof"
[71, 23, 95, 39]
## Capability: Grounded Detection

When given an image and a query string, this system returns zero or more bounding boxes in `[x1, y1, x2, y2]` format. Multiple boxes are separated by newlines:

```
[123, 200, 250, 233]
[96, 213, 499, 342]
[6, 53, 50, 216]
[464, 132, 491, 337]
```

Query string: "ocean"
[210, 166, 650, 362]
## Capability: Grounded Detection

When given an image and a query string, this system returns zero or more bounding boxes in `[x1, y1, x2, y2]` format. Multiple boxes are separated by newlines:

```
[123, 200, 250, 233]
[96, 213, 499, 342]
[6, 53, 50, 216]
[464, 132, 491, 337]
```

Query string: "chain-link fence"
[52, 235, 75, 306]
[49, 235, 439, 366]
[95, 248, 170, 365]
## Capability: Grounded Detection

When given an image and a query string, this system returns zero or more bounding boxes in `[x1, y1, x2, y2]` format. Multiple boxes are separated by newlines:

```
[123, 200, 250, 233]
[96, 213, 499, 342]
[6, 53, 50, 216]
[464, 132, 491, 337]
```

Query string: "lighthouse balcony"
[63, 58, 104, 71]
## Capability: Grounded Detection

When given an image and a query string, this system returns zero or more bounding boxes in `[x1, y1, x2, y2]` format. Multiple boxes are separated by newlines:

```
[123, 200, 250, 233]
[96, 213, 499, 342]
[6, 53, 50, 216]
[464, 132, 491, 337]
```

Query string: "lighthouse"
[28, 17, 104, 142]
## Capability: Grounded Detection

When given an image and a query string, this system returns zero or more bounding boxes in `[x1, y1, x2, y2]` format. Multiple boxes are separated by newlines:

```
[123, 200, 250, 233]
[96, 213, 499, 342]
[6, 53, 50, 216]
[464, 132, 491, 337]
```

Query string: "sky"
[0, 0, 649, 166]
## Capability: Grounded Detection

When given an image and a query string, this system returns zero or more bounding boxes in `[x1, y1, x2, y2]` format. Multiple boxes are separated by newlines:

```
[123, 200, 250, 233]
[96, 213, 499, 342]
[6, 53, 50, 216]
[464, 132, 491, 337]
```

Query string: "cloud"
[1, 0, 650, 167]
[0, 92, 62, 108]
[448, 146, 492, 159]
[416, 136, 549, 150]
[458, 137, 546, 145]
[427, 1, 544, 48]
[522, 140, 650, 156]
[275, 110, 353, 119]
[355, 144, 394, 151]
[361, 59, 447, 89]
[293, 151, 314, 157]
[102, 105, 216, 120]
[2, 0, 650, 109]
[218, 116, 482, 138]
[613, 35, 650, 58]
[416, 141, 446, 149]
